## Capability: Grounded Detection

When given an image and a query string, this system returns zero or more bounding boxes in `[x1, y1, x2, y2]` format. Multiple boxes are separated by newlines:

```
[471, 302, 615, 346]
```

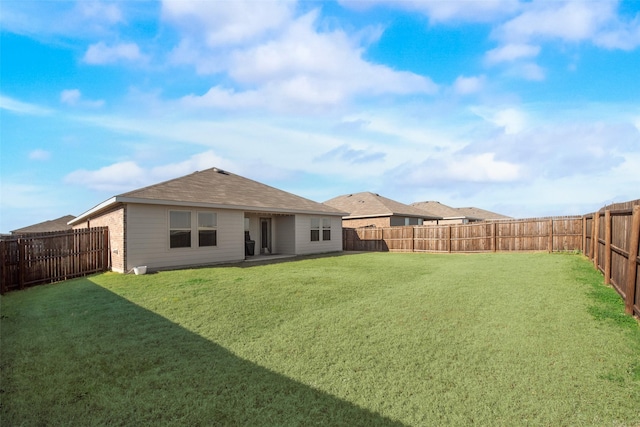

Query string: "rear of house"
[69, 168, 344, 273]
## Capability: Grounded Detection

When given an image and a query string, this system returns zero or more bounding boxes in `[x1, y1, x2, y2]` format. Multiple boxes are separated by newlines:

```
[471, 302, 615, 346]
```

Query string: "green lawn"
[1, 252, 639, 426]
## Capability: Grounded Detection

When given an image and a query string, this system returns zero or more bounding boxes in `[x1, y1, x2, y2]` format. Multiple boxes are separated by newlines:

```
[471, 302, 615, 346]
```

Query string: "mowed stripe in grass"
[1, 252, 639, 426]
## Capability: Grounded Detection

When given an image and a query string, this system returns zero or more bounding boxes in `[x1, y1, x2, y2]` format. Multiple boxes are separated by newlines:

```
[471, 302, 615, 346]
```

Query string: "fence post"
[18, 239, 25, 290]
[582, 216, 587, 255]
[604, 210, 612, 285]
[0, 241, 6, 294]
[593, 211, 600, 269]
[625, 206, 640, 315]
[492, 222, 497, 252]
[410, 226, 415, 253]
[447, 225, 452, 253]
[548, 219, 554, 253]
[102, 228, 110, 270]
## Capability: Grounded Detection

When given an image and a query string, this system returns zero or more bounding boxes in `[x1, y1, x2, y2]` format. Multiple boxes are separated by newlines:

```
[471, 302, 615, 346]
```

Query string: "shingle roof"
[411, 201, 462, 218]
[11, 215, 76, 234]
[324, 192, 440, 219]
[71, 168, 344, 223]
[411, 201, 510, 220]
[455, 207, 511, 220]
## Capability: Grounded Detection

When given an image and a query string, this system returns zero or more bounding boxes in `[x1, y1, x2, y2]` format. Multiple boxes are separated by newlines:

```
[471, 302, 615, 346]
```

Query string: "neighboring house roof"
[70, 167, 345, 225]
[455, 207, 511, 220]
[411, 201, 463, 219]
[11, 215, 76, 234]
[324, 192, 440, 219]
[412, 201, 510, 221]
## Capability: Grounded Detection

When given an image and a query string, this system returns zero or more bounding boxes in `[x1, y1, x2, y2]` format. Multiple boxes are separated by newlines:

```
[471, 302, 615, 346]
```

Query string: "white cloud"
[162, 0, 294, 47]
[167, 39, 225, 75]
[394, 152, 522, 185]
[497, 1, 613, 43]
[453, 75, 485, 95]
[447, 153, 521, 182]
[180, 86, 262, 110]
[178, 10, 436, 111]
[491, 0, 640, 51]
[60, 89, 82, 105]
[493, 108, 527, 134]
[485, 43, 540, 64]
[60, 89, 105, 108]
[150, 151, 234, 180]
[78, 1, 122, 25]
[0, 1, 124, 38]
[483, 1, 640, 80]
[83, 42, 144, 65]
[0, 95, 52, 115]
[465, 118, 640, 181]
[517, 63, 546, 81]
[595, 17, 640, 50]
[472, 107, 528, 135]
[28, 149, 51, 161]
[64, 151, 235, 193]
[65, 161, 146, 192]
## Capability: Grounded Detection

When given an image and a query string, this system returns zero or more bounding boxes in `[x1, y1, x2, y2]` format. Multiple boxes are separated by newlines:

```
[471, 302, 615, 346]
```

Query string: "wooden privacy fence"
[584, 200, 640, 317]
[343, 216, 584, 254]
[0, 227, 110, 294]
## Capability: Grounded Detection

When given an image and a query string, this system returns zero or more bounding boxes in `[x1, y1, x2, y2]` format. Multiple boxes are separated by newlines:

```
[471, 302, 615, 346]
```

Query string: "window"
[322, 218, 331, 241]
[311, 218, 320, 241]
[170, 211, 191, 248]
[198, 212, 217, 247]
[311, 217, 331, 242]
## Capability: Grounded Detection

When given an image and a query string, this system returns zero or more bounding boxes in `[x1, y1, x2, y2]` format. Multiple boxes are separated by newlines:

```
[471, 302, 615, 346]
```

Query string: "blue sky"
[1, 0, 640, 233]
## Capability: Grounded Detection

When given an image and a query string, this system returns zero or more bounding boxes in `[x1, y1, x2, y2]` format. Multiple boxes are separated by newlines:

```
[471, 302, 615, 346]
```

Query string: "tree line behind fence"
[0, 227, 109, 294]
[343, 199, 640, 317]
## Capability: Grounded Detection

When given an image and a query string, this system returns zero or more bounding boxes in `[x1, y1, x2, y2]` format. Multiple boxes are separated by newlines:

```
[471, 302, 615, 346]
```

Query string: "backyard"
[1, 252, 639, 426]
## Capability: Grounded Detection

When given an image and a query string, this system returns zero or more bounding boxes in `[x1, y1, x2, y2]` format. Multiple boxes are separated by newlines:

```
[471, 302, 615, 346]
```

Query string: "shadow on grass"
[1, 277, 405, 426]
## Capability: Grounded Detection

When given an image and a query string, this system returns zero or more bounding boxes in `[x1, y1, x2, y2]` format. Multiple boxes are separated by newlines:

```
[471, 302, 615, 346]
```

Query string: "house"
[323, 192, 440, 228]
[68, 168, 345, 273]
[411, 201, 510, 224]
[411, 201, 471, 224]
[11, 215, 76, 235]
[455, 207, 511, 221]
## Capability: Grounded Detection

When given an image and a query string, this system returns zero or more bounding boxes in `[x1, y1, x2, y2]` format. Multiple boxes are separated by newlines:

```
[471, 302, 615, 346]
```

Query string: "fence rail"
[343, 216, 584, 254]
[0, 227, 110, 294]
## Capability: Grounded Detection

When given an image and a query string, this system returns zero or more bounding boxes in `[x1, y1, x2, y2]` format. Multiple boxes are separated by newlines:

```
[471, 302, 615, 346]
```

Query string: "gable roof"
[324, 192, 440, 219]
[455, 207, 511, 220]
[70, 168, 344, 225]
[11, 215, 76, 234]
[411, 201, 463, 219]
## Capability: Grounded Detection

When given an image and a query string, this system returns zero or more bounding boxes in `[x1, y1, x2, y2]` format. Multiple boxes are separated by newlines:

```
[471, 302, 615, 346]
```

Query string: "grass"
[1, 252, 639, 426]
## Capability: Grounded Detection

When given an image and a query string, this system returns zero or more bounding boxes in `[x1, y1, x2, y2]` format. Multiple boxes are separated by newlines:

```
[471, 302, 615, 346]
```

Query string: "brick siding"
[73, 205, 126, 273]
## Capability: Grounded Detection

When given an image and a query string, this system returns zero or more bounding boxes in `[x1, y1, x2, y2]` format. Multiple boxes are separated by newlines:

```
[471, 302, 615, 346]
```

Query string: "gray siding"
[294, 214, 342, 255]
[126, 204, 244, 271]
[274, 215, 296, 254]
